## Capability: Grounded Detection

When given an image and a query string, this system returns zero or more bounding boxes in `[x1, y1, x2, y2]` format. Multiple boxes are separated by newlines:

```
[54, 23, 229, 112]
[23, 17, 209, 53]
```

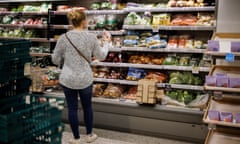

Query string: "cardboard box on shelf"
[210, 33, 240, 53]
[136, 79, 158, 104]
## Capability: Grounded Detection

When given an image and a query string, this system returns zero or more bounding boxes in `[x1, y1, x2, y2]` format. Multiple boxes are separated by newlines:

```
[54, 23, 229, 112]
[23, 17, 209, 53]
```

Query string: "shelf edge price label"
[165, 83, 172, 90]
[213, 91, 223, 100]
[225, 53, 235, 62]
[192, 66, 200, 74]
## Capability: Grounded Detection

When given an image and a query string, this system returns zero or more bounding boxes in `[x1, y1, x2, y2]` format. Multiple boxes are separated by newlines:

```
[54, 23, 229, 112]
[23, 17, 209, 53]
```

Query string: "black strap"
[65, 33, 91, 64]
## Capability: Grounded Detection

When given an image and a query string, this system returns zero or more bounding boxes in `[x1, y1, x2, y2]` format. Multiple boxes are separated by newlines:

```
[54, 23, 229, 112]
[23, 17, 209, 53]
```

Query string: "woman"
[52, 9, 110, 144]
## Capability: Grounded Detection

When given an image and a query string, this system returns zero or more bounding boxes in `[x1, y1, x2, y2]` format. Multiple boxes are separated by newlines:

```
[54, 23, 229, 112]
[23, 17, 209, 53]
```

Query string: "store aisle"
[62, 125, 195, 144]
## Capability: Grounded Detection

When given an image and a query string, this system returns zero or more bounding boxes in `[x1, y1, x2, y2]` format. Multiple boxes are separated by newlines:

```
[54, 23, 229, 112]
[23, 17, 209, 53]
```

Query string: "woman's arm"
[52, 36, 65, 66]
[92, 33, 111, 61]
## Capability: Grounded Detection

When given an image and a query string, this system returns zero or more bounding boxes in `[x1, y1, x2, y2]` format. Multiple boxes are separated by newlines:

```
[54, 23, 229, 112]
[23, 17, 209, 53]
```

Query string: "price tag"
[165, 83, 172, 90]
[152, 25, 159, 33]
[192, 66, 200, 74]
[213, 91, 223, 100]
[225, 53, 235, 62]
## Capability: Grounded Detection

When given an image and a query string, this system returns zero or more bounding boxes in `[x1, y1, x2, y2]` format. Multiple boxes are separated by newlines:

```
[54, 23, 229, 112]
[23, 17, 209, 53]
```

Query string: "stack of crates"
[0, 39, 64, 144]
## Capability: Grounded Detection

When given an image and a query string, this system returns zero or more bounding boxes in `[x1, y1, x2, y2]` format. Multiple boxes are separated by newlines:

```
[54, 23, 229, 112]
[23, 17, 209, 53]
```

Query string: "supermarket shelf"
[203, 97, 240, 128]
[124, 6, 216, 12]
[93, 78, 204, 90]
[53, 11, 68, 15]
[93, 97, 203, 114]
[122, 25, 216, 31]
[167, 84, 204, 91]
[51, 25, 125, 35]
[204, 85, 240, 93]
[54, 10, 126, 15]
[206, 51, 240, 57]
[52, 25, 72, 29]
[203, 119, 240, 128]
[30, 52, 51, 57]
[91, 62, 210, 72]
[93, 78, 138, 85]
[0, 37, 50, 42]
[121, 46, 206, 53]
[0, 11, 48, 15]
[108, 47, 122, 52]
[88, 30, 125, 35]
[85, 10, 126, 15]
[0, 0, 67, 2]
[205, 128, 240, 144]
[0, 24, 47, 29]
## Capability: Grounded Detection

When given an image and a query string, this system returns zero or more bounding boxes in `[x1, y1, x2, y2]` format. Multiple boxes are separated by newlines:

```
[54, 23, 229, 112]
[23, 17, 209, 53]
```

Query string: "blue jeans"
[61, 84, 93, 139]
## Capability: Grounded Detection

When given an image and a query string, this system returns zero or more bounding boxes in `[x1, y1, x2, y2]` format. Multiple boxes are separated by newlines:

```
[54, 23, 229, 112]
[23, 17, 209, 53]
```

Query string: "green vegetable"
[163, 56, 177, 65]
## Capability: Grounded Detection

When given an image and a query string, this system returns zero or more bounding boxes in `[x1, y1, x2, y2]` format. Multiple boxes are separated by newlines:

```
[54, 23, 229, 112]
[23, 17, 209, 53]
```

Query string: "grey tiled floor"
[62, 125, 195, 144]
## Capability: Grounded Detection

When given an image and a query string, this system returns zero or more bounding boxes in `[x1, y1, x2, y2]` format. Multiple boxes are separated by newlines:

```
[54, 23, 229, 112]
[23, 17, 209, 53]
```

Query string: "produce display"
[1, 15, 47, 25]
[42, 67, 60, 86]
[93, 67, 126, 79]
[165, 90, 196, 104]
[144, 71, 167, 82]
[11, 3, 52, 12]
[0, 28, 36, 38]
[124, 31, 167, 48]
[123, 86, 137, 100]
[126, 67, 146, 81]
[169, 71, 203, 85]
[128, 54, 164, 65]
[123, 30, 208, 49]
[30, 46, 50, 53]
[87, 14, 122, 30]
[162, 54, 203, 66]
[103, 52, 124, 63]
[93, 83, 106, 96]
[124, 12, 215, 26]
[102, 84, 125, 98]
[163, 90, 209, 107]
[126, 0, 214, 8]
[168, 34, 207, 49]
[90, 1, 120, 10]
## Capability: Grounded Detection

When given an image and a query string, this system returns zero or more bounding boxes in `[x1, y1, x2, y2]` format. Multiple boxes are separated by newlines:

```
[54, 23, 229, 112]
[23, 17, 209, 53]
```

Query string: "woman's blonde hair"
[67, 9, 86, 27]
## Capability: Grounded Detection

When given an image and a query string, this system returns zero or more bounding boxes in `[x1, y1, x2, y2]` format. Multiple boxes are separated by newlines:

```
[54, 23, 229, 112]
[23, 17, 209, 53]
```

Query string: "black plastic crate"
[0, 94, 64, 143]
[33, 123, 64, 144]
[0, 78, 31, 98]
[0, 39, 31, 60]
[0, 103, 49, 143]
[0, 57, 32, 83]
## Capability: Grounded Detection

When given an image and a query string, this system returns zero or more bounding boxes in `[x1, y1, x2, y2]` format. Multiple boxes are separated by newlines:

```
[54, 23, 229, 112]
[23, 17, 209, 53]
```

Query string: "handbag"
[65, 33, 91, 64]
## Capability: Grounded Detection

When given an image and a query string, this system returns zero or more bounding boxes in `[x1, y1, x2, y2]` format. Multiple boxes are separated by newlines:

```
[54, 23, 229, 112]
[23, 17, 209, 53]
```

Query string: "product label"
[225, 53, 235, 62]
[207, 40, 219, 51]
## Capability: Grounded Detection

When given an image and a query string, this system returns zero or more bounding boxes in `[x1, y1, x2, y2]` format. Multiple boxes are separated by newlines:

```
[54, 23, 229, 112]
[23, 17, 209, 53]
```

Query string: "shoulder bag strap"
[65, 33, 91, 64]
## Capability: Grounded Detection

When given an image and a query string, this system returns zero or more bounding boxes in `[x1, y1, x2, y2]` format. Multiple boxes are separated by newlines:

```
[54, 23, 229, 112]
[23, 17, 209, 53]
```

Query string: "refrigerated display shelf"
[124, 6, 216, 12]
[54, 10, 126, 15]
[0, 37, 50, 42]
[0, 0, 67, 2]
[123, 25, 216, 31]
[206, 51, 240, 58]
[0, 11, 48, 15]
[30, 52, 51, 57]
[121, 46, 207, 53]
[204, 86, 240, 93]
[93, 78, 204, 90]
[0, 24, 47, 29]
[85, 10, 126, 15]
[91, 62, 210, 72]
